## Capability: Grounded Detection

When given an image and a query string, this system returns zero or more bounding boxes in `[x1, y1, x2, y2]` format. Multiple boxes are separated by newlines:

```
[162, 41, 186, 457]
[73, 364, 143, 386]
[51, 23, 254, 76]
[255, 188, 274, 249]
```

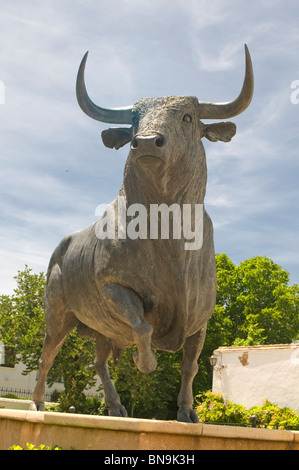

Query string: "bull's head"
[76, 45, 253, 190]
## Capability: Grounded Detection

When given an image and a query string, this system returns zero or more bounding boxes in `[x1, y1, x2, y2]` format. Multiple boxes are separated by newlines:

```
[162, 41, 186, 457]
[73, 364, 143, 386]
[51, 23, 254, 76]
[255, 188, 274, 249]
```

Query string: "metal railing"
[0, 386, 52, 402]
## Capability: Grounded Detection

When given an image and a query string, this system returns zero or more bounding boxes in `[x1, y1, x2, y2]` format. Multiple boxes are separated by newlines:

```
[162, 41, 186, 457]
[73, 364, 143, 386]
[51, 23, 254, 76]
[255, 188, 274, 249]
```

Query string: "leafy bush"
[195, 391, 247, 425]
[50, 389, 61, 402]
[112, 346, 180, 420]
[82, 395, 106, 415]
[1, 393, 19, 399]
[8, 443, 62, 450]
[248, 400, 299, 430]
[57, 393, 106, 415]
[195, 392, 299, 430]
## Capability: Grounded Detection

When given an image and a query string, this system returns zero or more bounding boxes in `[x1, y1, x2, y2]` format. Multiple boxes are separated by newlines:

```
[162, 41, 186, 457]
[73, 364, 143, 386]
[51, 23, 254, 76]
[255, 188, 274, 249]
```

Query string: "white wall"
[0, 361, 64, 397]
[0, 360, 102, 399]
[212, 344, 299, 412]
[0, 341, 102, 398]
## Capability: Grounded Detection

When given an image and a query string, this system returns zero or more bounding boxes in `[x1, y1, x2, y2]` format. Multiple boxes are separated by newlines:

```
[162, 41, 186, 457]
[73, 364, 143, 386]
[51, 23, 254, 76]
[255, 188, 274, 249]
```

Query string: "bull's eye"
[183, 114, 192, 123]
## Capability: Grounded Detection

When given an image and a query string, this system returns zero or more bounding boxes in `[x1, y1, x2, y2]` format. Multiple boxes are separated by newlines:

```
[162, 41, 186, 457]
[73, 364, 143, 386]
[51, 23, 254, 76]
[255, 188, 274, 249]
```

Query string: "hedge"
[195, 391, 299, 430]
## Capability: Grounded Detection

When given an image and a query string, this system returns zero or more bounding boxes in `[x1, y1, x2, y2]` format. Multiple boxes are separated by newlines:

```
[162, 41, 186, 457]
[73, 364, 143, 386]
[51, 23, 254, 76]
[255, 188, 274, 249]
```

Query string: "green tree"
[0, 266, 46, 370]
[0, 266, 99, 411]
[210, 254, 299, 346]
[112, 346, 181, 420]
[47, 329, 98, 413]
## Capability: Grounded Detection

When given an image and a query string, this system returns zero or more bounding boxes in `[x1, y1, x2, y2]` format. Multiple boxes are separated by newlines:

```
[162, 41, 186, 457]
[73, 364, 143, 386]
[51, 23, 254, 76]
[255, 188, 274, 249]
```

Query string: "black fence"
[0, 387, 52, 402]
[0, 387, 100, 403]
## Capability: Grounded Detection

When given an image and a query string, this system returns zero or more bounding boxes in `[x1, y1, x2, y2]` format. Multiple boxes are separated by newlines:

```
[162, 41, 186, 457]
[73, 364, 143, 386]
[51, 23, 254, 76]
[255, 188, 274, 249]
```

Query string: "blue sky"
[0, 0, 299, 293]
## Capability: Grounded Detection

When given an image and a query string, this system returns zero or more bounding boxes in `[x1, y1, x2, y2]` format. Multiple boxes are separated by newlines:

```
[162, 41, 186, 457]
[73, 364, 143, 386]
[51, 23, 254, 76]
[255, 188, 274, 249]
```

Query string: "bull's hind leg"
[177, 325, 207, 423]
[102, 284, 157, 373]
[94, 332, 127, 417]
[30, 265, 78, 411]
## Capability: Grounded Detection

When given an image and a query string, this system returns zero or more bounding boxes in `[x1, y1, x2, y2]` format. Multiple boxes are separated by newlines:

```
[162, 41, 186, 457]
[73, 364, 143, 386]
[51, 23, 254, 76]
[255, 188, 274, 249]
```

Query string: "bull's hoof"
[108, 404, 127, 417]
[133, 349, 157, 373]
[177, 408, 199, 423]
[29, 400, 45, 412]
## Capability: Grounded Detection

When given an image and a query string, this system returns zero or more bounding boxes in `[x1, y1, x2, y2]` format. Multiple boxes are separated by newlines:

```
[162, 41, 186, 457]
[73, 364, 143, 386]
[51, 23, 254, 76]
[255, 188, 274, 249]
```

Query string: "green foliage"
[248, 400, 299, 430]
[195, 392, 299, 430]
[112, 346, 181, 419]
[195, 391, 247, 425]
[48, 329, 98, 412]
[1, 393, 19, 399]
[0, 266, 46, 369]
[82, 395, 106, 415]
[58, 393, 106, 415]
[8, 442, 62, 450]
[0, 266, 99, 410]
[211, 254, 299, 346]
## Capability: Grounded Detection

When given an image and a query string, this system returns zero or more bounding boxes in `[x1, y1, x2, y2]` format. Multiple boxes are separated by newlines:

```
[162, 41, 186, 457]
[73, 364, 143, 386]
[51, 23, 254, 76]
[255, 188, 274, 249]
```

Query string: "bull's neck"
[122, 157, 207, 208]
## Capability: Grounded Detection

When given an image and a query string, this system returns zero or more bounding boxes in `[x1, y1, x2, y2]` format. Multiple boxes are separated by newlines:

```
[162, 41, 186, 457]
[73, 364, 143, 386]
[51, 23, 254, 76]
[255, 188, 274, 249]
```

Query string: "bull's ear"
[203, 122, 236, 142]
[101, 127, 133, 150]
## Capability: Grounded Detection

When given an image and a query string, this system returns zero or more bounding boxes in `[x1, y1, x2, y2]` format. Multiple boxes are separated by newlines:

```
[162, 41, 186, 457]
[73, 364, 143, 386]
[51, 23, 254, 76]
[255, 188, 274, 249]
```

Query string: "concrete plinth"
[1, 408, 299, 450]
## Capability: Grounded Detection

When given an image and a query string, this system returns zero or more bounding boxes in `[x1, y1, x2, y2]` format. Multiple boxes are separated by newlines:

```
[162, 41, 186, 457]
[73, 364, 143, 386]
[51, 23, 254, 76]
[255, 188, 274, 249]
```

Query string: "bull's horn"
[198, 44, 254, 119]
[76, 51, 133, 124]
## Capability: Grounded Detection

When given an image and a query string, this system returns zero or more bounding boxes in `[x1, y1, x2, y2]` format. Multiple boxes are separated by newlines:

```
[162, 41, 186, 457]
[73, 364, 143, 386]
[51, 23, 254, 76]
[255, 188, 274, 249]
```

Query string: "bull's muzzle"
[131, 134, 166, 167]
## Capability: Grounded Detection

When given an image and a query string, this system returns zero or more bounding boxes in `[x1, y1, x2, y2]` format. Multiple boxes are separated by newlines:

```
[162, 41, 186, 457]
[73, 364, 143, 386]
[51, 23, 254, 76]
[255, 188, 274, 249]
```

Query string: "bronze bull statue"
[31, 45, 253, 422]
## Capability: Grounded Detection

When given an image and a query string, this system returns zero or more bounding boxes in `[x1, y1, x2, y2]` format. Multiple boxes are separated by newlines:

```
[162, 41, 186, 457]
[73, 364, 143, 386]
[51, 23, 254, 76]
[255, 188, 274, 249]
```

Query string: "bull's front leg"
[177, 325, 207, 423]
[102, 284, 157, 373]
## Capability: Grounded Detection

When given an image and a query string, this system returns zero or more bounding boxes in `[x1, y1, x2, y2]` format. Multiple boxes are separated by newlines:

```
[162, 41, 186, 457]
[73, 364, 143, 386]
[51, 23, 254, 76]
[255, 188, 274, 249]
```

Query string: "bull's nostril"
[131, 137, 138, 149]
[155, 136, 165, 148]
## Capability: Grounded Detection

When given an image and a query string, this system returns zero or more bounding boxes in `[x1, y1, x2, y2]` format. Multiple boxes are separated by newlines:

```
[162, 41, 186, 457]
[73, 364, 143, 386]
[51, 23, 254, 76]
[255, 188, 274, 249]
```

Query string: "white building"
[212, 343, 299, 412]
[0, 341, 101, 400]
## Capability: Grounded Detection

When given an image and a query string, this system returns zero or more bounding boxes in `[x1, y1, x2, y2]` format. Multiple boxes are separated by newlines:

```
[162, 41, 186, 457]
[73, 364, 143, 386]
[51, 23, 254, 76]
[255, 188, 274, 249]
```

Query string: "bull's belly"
[72, 283, 213, 353]
[65, 278, 214, 352]
[63, 269, 211, 352]
[63, 278, 215, 353]
[61, 224, 216, 351]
